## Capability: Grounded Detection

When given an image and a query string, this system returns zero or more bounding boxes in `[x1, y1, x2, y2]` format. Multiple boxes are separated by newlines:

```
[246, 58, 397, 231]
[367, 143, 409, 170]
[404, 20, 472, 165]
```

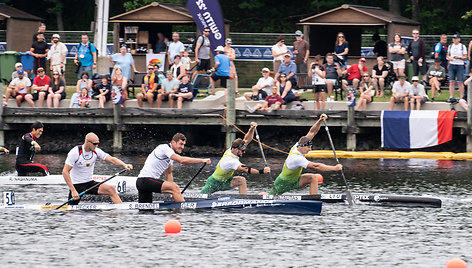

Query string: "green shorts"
[200, 175, 232, 194]
[268, 175, 301, 195]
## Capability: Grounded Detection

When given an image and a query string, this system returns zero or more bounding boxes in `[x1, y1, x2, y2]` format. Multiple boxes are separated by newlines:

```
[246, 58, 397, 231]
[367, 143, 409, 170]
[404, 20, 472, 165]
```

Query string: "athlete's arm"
[170, 154, 211, 165]
[307, 162, 342, 171]
[305, 114, 328, 141]
[237, 164, 270, 174]
[104, 155, 133, 170]
[24, 134, 41, 151]
[62, 164, 79, 200]
[164, 164, 174, 183]
[243, 122, 257, 145]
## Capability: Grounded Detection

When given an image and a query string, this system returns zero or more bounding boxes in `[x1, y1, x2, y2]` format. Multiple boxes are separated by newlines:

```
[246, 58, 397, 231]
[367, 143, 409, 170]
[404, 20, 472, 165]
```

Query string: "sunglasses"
[38, 70, 44, 73]
[203, 30, 210, 33]
[412, 32, 419, 34]
[338, 36, 345, 38]
[88, 140, 99, 146]
[53, 73, 59, 76]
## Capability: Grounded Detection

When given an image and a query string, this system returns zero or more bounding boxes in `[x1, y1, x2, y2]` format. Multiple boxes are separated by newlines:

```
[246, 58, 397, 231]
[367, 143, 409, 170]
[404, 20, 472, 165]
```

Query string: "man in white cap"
[244, 67, 274, 100]
[49, 33, 68, 79]
[409, 76, 428, 110]
[210, 45, 230, 95]
[293, 30, 310, 87]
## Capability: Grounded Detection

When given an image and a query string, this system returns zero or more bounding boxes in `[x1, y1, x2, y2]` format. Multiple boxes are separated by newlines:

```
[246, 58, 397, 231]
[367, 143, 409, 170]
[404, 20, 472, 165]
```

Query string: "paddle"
[181, 162, 207, 194]
[254, 127, 277, 195]
[322, 120, 355, 206]
[55, 169, 128, 210]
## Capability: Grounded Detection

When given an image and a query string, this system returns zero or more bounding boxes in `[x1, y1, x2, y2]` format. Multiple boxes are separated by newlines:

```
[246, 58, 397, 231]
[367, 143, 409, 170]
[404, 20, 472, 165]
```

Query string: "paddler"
[63, 132, 133, 204]
[15, 121, 49, 176]
[136, 133, 211, 202]
[200, 122, 270, 194]
[269, 114, 342, 195]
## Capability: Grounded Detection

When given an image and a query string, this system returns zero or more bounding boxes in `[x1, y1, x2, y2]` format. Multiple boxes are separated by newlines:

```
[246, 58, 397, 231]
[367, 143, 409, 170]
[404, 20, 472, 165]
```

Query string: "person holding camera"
[74, 34, 97, 79]
[308, 55, 326, 110]
[49, 34, 68, 81]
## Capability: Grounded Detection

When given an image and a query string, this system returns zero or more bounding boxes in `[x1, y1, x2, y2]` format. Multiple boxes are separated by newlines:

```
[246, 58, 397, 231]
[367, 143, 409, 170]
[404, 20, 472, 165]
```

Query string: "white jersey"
[65, 146, 109, 184]
[138, 144, 175, 178]
[286, 143, 310, 170]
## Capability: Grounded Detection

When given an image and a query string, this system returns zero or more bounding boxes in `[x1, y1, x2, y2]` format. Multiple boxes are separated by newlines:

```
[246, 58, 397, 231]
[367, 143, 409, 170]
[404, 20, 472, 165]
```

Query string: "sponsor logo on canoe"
[263, 195, 302, 200]
[373, 195, 389, 202]
[353, 194, 370, 200]
[320, 194, 342, 199]
[181, 202, 197, 209]
[211, 200, 275, 208]
[130, 203, 160, 209]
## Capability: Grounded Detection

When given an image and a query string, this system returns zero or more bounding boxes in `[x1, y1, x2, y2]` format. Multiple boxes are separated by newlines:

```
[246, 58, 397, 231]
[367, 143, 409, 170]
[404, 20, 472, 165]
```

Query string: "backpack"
[430, 43, 439, 59]
[190, 35, 204, 53]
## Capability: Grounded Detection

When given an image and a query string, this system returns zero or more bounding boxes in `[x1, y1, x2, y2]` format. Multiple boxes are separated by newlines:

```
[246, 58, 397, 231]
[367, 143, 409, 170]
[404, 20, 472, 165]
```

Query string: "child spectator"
[78, 88, 92, 108]
[308, 55, 326, 110]
[94, 76, 111, 108]
[181, 50, 193, 74]
[171, 74, 194, 109]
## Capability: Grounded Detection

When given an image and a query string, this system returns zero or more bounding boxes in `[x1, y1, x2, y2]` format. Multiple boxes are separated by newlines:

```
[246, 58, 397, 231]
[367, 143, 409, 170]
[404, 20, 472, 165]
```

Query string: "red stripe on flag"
[437, 111, 457, 144]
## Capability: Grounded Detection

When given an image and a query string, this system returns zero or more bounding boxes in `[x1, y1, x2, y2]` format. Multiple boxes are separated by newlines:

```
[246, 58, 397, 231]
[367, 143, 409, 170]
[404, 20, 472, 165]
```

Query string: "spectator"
[46, 72, 66, 108]
[308, 56, 326, 110]
[137, 65, 159, 108]
[271, 36, 288, 75]
[389, 33, 407, 78]
[244, 67, 274, 101]
[70, 71, 92, 108]
[355, 73, 375, 111]
[32, 23, 46, 43]
[469, 40, 472, 72]
[111, 66, 128, 107]
[333, 32, 349, 69]
[30, 33, 49, 75]
[170, 55, 185, 80]
[407, 29, 427, 82]
[171, 74, 194, 109]
[26, 67, 50, 108]
[4, 69, 31, 107]
[459, 71, 472, 110]
[167, 32, 185, 65]
[274, 53, 297, 87]
[389, 74, 410, 111]
[372, 33, 387, 57]
[94, 76, 111, 109]
[293, 30, 310, 87]
[247, 86, 283, 113]
[49, 34, 68, 80]
[426, 58, 447, 101]
[323, 53, 342, 102]
[11, 62, 23, 80]
[108, 44, 137, 80]
[342, 58, 368, 91]
[181, 50, 193, 74]
[155, 32, 168, 54]
[276, 73, 296, 109]
[447, 34, 468, 100]
[372, 56, 389, 97]
[157, 71, 179, 108]
[409, 76, 428, 110]
[210, 46, 230, 95]
[78, 88, 92, 108]
[192, 27, 211, 82]
[224, 38, 239, 94]
[434, 34, 448, 70]
[74, 34, 97, 79]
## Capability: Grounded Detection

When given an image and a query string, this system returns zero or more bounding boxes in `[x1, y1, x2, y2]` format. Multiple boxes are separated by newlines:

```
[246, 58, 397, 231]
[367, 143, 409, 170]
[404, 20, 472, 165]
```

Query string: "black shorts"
[197, 59, 211, 71]
[211, 74, 229, 88]
[31, 91, 48, 101]
[68, 180, 101, 205]
[15, 162, 49, 176]
[314, 85, 326, 93]
[136, 177, 165, 203]
[283, 94, 296, 105]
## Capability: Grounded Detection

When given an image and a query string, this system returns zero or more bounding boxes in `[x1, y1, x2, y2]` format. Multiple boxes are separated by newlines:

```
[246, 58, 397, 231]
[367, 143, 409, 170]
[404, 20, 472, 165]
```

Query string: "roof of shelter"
[0, 3, 43, 21]
[299, 4, 420, 26]
[110, 2, 195, 23]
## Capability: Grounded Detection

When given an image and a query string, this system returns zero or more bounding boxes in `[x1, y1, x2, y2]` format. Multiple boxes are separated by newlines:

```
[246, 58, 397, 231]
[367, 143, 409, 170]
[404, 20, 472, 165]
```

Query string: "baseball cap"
[52, 34, 60, 39]
[225, 38, 232, 44]
[166, 70, 173, 74]
[15, 62, 22, 68]
[398, 74, 406, 79]
[17, 69, 24, 74]
[411, 76, 419, 82]
[261, 67, 270, 72]
[359, 57, 366, 62]
[453, 34, 461, 38]
[284, 53, 291, 57]
[37, 67, 44, 72]
[215, 45, 225, 52]
[434, 57, 441, 62]
[295, 30, 303, 36]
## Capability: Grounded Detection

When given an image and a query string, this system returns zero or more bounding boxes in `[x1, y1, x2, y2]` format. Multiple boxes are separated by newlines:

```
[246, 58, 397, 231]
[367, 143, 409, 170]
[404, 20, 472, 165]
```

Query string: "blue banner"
[186, 0, 225, 55]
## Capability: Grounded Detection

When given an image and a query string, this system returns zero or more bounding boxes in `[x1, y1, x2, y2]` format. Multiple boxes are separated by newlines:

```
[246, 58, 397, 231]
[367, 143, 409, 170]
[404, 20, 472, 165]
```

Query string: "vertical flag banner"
[186, 0, 225, 54]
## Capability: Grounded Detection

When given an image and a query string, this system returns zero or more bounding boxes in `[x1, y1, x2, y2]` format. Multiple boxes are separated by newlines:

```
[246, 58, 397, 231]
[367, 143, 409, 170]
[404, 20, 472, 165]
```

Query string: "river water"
[0, 154, 471, 267]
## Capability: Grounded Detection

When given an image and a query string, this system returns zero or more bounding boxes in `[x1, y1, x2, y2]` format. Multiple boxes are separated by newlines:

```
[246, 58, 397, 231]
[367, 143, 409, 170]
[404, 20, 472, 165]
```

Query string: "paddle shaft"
[181, 162, 207, 194]
[55, 169, 127, 210]
[254, 127, 277, 195]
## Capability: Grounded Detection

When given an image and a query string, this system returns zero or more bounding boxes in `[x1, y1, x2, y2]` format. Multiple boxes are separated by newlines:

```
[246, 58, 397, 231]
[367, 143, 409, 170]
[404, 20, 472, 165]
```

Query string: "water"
[0, 154, 471, 267]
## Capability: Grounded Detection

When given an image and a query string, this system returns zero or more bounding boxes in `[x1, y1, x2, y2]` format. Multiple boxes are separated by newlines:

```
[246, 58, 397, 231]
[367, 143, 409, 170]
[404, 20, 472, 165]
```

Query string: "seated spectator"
[26, 67, 50, 108]
[46, 72, 66, 108]
[355, 73, 375, 111]
[426, 58, 447, 102]
[372, 56, 388, 97]
[247, 86, 283, 113]
[78, 87, 92, 108]
[244, 67, 274, 101]
[459, 72, 472, 110]
[274, 53, 297, 88]
[137, 65, 159, 108]
[342, 58, 368, 91]
[323, 53, 342, 102]
[70, 71, 92, 108]
[277, 73, 296, 109]
[11, 62, 23, 80]
[171, 74, 194, 109]
[409, 76, 428, 110]
[308, 56, 326, 110]
[94, 76, 111, 108]
[389, 74, 410, 111]
[111, 66, 128, 107]
[210, 46, 230, 95]
[4, 69, 31, 107]
[171, 55, 185, 80]
[157, 70, 179, 108]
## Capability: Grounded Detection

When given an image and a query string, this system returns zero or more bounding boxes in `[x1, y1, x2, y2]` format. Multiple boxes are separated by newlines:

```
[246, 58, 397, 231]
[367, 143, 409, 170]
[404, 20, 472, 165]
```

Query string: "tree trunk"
[56, 11, 64, 32]
[389, 0, 401, 15]
[411, 0, 420, 21]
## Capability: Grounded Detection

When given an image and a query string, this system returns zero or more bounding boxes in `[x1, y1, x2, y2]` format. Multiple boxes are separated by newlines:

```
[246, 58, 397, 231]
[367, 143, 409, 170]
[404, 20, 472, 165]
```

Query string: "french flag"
[381, 110, 457, 149]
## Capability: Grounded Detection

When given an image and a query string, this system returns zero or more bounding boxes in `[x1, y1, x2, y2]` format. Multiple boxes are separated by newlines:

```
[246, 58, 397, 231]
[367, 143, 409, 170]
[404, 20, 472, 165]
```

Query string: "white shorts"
[392, 59, 405, 70]
[51, 64, 65, 74]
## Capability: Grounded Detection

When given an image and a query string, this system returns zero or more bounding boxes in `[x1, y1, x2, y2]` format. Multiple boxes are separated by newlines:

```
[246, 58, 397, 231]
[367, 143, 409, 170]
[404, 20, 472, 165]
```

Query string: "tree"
[389, 0, 401, 15]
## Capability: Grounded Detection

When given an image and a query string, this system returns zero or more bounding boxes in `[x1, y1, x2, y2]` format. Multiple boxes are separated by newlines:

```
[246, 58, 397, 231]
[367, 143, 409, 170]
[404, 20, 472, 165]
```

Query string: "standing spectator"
[407, 29, 427, 82]
[426, 58, 447, 102]
[4, 70, 31, 107]
[224, 38, 239, 94]
[181, 50, 193, 74]
[46, 72, 66, 108]
[108, 44, 137, 80]
[170, 55, 185, 80]
[271, 36, 288, 75]
[192, 27, 211, 82]
[308, 56, 326, 110]
[468, 39, 472, 72]
[11, 62, 23, 80]
[342, 58, 368, 91]
[244, 67, 274, 101]
[409, 76, 428, 110]
[389, 74, 410, 111]
[154, 32, 168, 54]
[171, 74, 194, 109]
[293, 30, 310, 87]
[389, 33, 407, 78]
[323, 53, 342, 102]
[49, 34, 68, 80]
[111, 66, 128, 107]
[32, 23, 46, 43]
[275, 53, 297, 87]
[333, 32, 349, 69]
[372, 56, 389, 97]
[247, 86, 284, 113]
[30, 33, 49, 75]
[355, 73, 375, 111]
[74, 34, 97, 79]
[26, 67, 50, 108]
[210, 46, 231, 95]
[167, 32, 185, 65]
[434, 34, 448, 70]
[94, 76, 112, 108]
[157, 71, 179, 108]
[447, 34, 468, 100]
[70, 71, 92, 108]
[276, 73, 296, 109]
[372, 33, 387, 57]
[137, 65, 159, 108]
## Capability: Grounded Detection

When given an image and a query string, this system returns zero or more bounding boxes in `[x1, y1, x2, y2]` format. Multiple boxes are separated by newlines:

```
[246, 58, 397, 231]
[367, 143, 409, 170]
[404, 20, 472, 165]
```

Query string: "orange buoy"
[164, 220, 181, 234]
[446, 258, 467, 268]
[316, 174, 324, 184]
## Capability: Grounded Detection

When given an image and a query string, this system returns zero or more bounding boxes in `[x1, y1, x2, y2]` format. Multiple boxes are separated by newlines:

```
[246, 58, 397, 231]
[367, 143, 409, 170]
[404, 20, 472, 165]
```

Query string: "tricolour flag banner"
[381, 110, 457, 149]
